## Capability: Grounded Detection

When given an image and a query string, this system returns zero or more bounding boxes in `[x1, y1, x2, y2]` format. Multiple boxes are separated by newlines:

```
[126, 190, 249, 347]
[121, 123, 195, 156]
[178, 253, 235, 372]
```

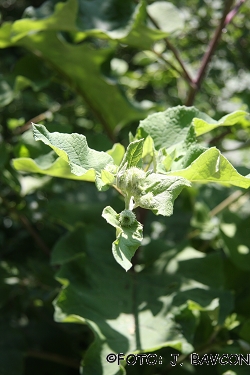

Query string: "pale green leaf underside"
[12, 156, 95, 181]
[101, 206, 120, 228]
[147, 1, 184, 34]
[193, 110, 249, 136]
[137, 105, 212, 149]
[102, 206, 143, 271]
[136, 174, 191, 216]
[167, 147, 250, 188]
[32, 124, 113, 176]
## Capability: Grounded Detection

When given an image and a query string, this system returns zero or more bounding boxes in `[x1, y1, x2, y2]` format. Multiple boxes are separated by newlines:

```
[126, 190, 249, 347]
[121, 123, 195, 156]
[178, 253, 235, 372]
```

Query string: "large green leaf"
[12, 154, 95, 182]
[7, 0, 169, 49]
[0, 0, 185, 133]
[75, 0, 184, 48]
[23, 35, 144, 132]
[10, 0, 78, 42]
[193, 110, 250, 136]
[52, 227, 233, 375]
[75, 0, 169, 49]
[0, 0, 147, 132]
[32, 124, 113, 177]
[137, 106, 211, 149]
[168, 147, 250, 188]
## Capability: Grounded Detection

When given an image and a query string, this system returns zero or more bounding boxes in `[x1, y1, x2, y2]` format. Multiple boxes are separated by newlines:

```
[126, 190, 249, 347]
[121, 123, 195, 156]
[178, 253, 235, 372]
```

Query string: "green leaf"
[170, 143, 207, 171]
[32, 124, 113, 177]
[23, 34, 144, 132]
[142, 135, 154, 158]
[0, 79, 14, 107]
[10, 0, 78, 43]
[13, 154, 95, 181]
[167, 147, 250, 188]
[135, 174, 191, 216]
[51, 225, 86, 265]
[0, 22, 12, 48]
[107, 143, 125, 166]
[117, 0, 169, 49]
[220, 216, 250, 271]
[137, 106, 211, 150]
[73, 0, 177, 49]
[156, 148, 177, 173]
[53, 227, 232, 375]
[147, 1, 184, 34]
[0, 0, 148, 132]
[1, 0, 169, 51]
[102, 206, 143, 271]
[193, 110, 250, 136]
[119, 139, 144, 170]
[101, 170, 115, 185]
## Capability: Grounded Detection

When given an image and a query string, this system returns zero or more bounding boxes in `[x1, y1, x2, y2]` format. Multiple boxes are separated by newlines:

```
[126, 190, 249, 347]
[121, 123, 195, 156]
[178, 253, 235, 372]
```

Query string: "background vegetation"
[1, 0, 250, 374]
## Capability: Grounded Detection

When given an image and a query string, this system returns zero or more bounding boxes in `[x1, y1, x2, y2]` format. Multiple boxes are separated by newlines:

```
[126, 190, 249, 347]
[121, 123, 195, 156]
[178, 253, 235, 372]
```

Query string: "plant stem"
[224, 0, 245, 25]
[209, 189, 247, 217]
[147, 13, 193, 84]
[188, 189, 248, 239]
[185, 0, 235, 106]
[16, 105, 60, 134]
[208, 128, 232, 147]
[164, 38, 194, 84]
[151, 48, 184, 78]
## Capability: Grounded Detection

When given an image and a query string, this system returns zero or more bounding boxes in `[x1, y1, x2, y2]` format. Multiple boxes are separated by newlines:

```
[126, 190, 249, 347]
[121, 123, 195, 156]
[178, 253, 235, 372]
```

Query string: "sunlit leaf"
[168, 147, 250, 188]
[194, 110, 250, 136]
[12, 154, 96, 182]
[137, 106, 211, 149]
[32, 124, 113, 176]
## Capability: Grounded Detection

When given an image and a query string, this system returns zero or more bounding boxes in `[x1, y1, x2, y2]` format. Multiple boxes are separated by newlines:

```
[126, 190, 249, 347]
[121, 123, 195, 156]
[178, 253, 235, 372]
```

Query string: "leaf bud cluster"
[116, 167, 146, 197]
